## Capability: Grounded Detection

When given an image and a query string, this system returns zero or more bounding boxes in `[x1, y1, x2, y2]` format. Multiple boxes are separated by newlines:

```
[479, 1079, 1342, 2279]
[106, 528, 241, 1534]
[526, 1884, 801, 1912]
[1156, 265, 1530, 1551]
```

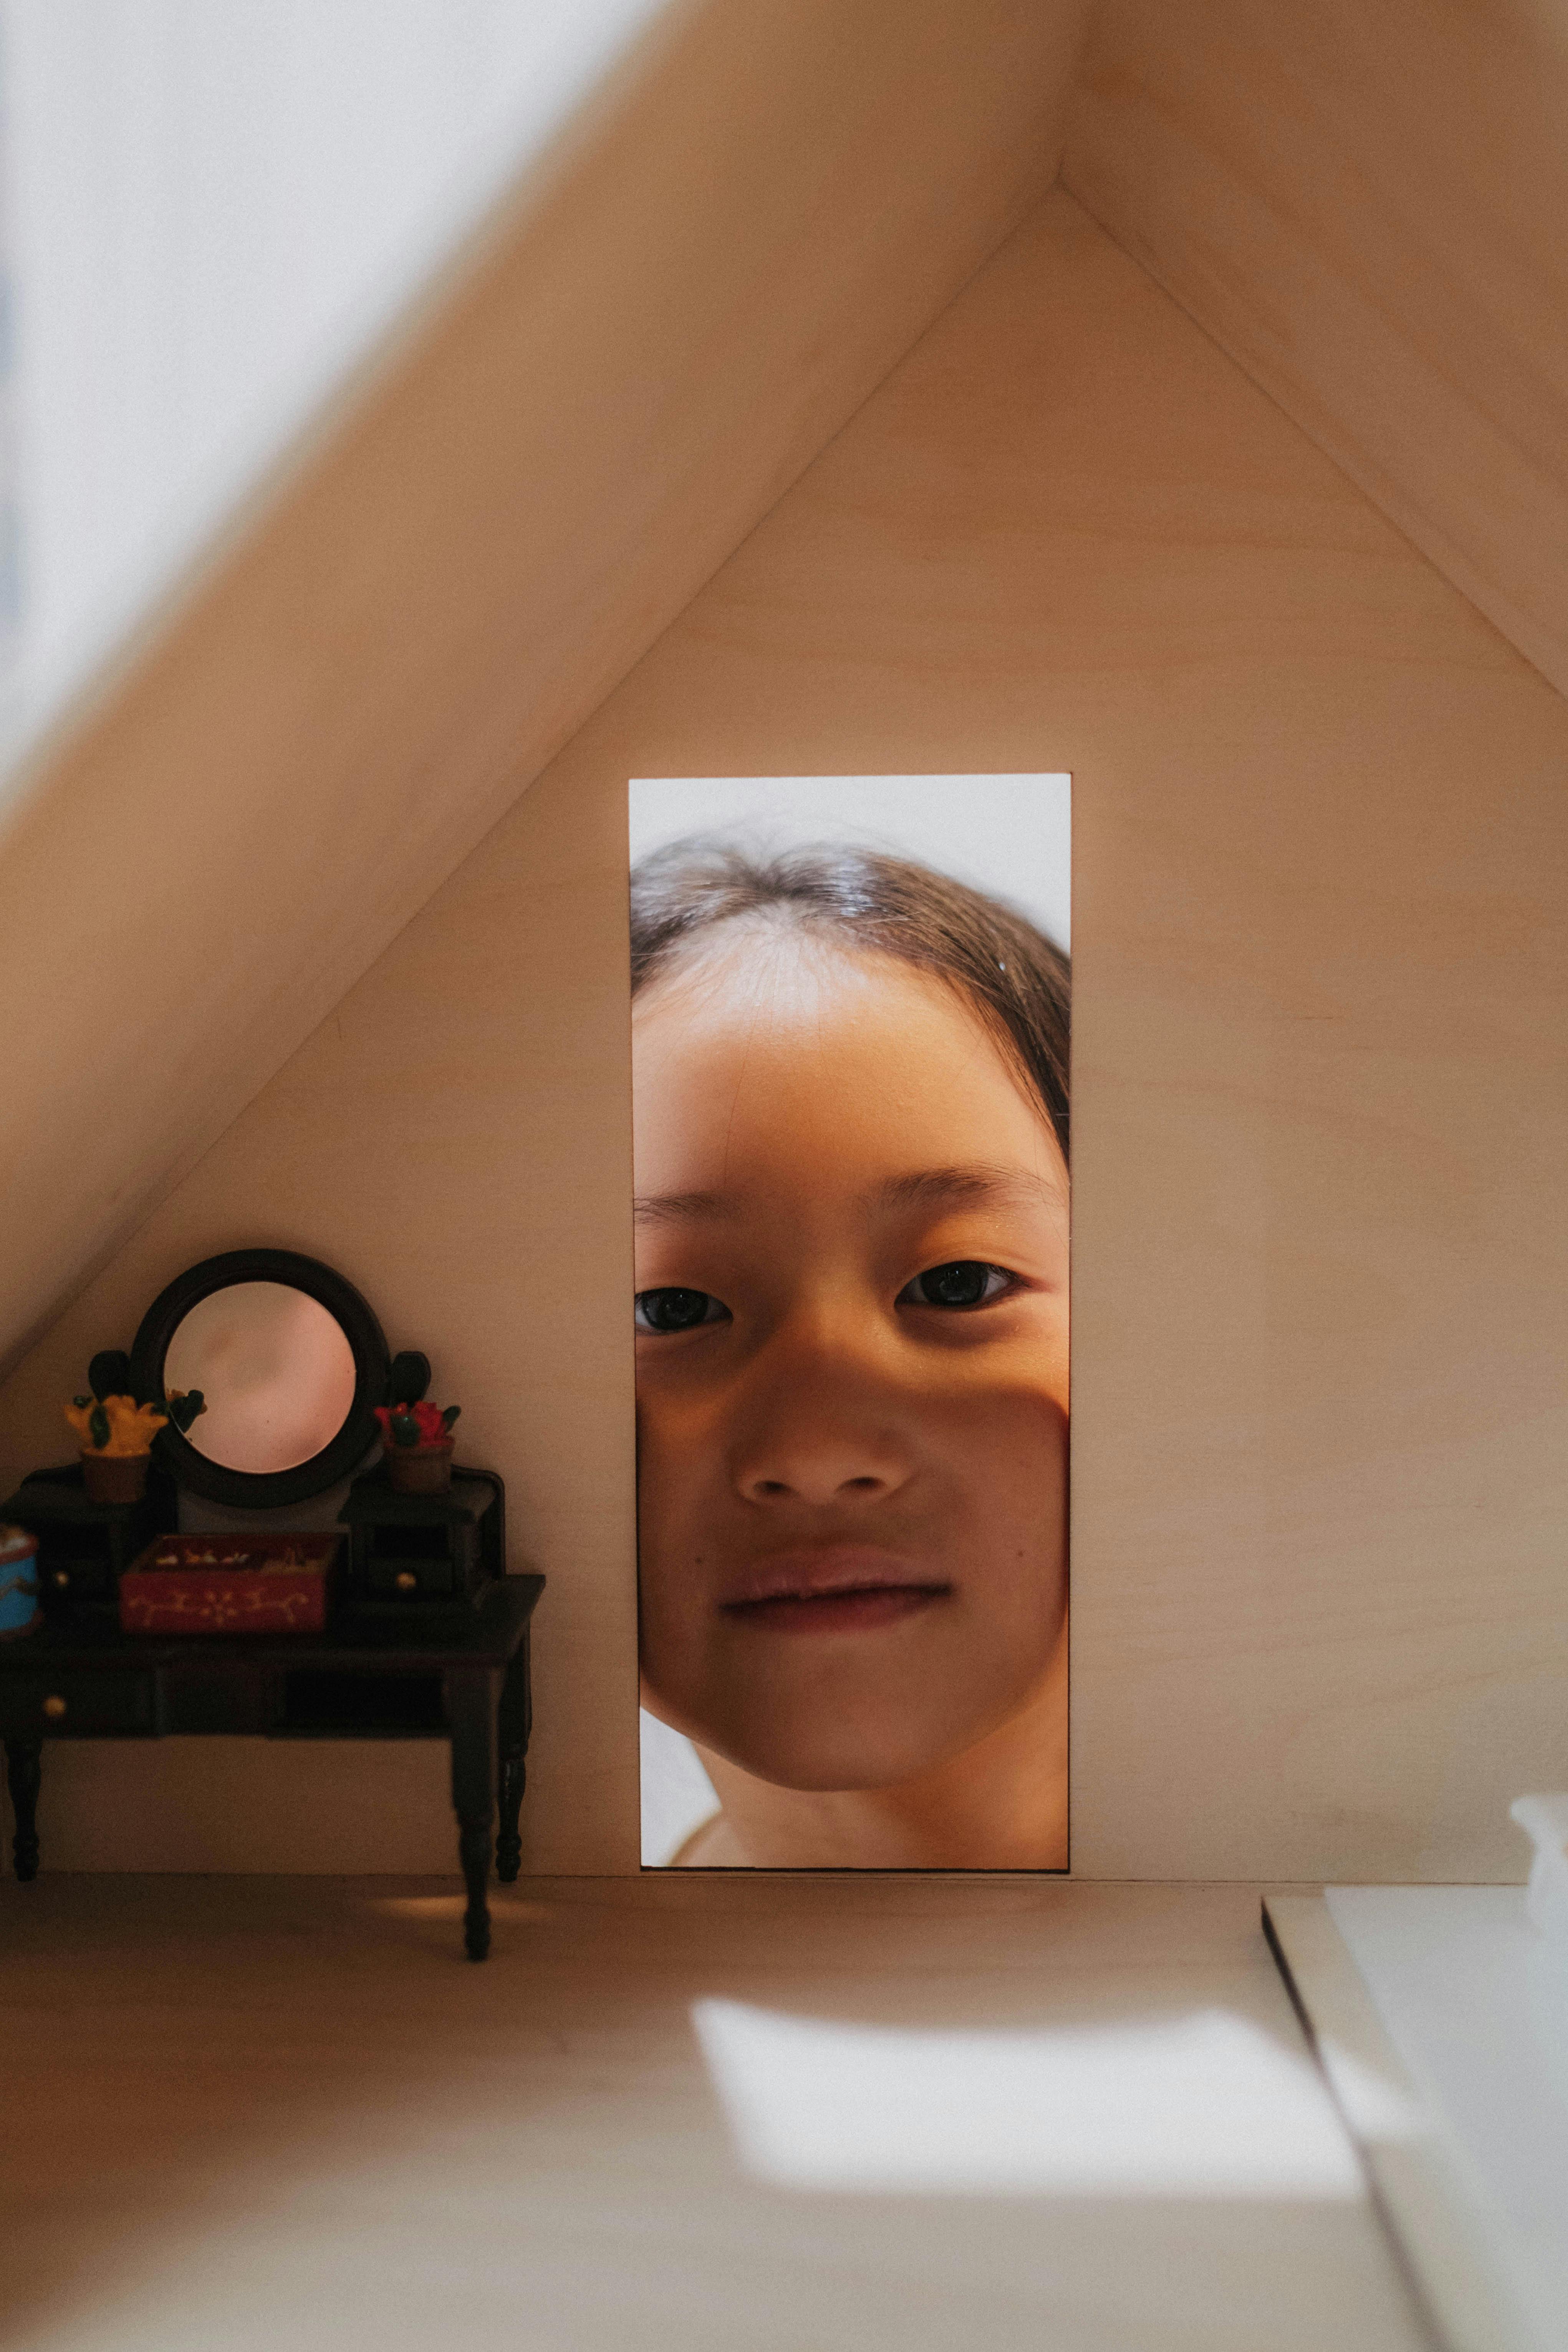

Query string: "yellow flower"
[65, 1393, 169, 1458]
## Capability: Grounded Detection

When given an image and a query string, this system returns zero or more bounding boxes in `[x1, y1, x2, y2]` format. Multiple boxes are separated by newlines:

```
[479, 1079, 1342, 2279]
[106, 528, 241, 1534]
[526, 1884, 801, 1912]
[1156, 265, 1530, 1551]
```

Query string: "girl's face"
[633, 923, 1069, 1793]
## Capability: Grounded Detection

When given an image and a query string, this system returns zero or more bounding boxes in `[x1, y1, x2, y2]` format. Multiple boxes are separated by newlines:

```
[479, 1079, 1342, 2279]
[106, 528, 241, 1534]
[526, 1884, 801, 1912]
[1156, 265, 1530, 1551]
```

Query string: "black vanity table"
[0, 1575, 541, 1961]
[0, 1249, 544, 1962]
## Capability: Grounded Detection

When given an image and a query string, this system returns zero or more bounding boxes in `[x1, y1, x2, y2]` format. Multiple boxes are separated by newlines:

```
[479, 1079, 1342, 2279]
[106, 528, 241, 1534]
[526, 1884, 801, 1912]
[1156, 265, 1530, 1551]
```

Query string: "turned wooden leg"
[458, 1823, 492, 1961]
[496, 1757, 526, 1883]
[446, 1667, 500, 1961]
[5, 1738, 41, 1882]
[495, 1636, 531, 1884]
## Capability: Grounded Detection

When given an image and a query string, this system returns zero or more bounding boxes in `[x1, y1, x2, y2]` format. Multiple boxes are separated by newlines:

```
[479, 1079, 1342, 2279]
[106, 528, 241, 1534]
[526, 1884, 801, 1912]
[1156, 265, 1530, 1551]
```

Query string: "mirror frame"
[130, 1248, 391, 1508]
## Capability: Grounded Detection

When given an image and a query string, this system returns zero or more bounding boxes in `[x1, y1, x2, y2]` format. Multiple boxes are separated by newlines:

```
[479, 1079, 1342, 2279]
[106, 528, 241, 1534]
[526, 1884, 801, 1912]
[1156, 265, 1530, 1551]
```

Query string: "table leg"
[497, 1757, 526, 1881]
[5, 1738, 41, 1882]
[446, 1666, 500, 1962]
[495, 1631, 531, 1883]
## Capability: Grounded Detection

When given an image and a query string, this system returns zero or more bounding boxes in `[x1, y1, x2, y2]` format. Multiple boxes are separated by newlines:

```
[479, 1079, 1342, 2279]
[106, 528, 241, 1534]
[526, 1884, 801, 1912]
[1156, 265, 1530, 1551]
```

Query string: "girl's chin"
[702, 1712, 982, 1794]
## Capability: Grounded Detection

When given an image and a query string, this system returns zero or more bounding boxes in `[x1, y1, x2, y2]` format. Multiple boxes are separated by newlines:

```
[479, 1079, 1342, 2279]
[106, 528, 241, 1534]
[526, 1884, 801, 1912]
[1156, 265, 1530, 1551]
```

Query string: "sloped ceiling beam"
[0, 0, 1089, 1371]
[1063, 0, 1568, 701]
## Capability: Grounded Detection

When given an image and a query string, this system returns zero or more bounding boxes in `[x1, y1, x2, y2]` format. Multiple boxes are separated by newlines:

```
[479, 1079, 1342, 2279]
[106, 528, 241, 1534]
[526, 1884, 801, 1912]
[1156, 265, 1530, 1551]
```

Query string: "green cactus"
[387, 1351, 431, 1406]
[88, 1349, 134, 1403]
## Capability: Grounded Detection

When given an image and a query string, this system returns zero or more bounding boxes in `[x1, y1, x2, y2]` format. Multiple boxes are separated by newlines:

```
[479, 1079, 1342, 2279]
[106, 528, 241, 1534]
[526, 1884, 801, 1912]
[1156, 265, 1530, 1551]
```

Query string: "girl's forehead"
[636, 922, 980, 1042]
[637, 915, 888, 1008]
[633, 929, 1063, 1194]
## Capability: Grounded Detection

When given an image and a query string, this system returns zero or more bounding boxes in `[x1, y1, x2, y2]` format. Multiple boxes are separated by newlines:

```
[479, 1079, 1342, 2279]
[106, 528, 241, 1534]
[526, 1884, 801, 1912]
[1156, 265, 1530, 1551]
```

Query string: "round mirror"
[131, 1250, 390, 1507]
[164, 1283, 359, 1474]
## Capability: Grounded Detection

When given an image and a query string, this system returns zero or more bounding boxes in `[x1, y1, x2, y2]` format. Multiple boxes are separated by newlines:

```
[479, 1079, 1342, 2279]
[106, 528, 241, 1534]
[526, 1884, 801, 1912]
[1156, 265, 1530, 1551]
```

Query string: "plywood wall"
[6, 189, 1566, 1880]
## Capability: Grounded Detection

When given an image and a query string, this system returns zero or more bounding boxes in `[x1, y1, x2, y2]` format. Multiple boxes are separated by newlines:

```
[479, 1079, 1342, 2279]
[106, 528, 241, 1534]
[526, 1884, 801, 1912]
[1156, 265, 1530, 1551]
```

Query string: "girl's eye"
[899, 1260, 1015, 1310]
[635, 1287, 730, 1334]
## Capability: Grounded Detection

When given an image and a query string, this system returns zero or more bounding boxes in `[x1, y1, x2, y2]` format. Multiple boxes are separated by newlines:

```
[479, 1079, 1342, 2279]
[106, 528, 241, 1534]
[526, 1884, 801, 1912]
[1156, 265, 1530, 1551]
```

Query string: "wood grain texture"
[5, 192, 1568, 1880]
[0, 1874, 1429, 2352]
[1061, 0, 1568, 700]
[0, 0, 1089, 1376]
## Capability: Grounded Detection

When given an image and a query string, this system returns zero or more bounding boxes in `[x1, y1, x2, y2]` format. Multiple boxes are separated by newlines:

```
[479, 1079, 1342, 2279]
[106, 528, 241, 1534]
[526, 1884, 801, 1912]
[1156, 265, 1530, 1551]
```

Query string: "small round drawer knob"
[54, 1570, 70, 1589]
[395, 1571, 418, 1592]
[42, 1694, 67, 1721]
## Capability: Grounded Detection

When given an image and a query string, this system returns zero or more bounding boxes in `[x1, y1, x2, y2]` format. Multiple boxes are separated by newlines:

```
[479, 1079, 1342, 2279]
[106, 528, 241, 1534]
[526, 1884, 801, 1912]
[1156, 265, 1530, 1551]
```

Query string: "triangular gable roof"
[1065, 0, 1568, 701]
[8, 0, 1566, 1374]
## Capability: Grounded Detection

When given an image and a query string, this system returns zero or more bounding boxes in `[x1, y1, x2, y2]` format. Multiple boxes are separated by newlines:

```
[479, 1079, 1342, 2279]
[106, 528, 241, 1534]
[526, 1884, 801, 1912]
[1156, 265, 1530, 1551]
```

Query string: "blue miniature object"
[0, 1524, 40, 1639]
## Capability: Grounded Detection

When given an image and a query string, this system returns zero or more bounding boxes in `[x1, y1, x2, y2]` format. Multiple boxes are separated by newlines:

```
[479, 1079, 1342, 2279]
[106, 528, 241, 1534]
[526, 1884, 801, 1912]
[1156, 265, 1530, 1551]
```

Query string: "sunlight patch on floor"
[693, 2001, 1401, 2198]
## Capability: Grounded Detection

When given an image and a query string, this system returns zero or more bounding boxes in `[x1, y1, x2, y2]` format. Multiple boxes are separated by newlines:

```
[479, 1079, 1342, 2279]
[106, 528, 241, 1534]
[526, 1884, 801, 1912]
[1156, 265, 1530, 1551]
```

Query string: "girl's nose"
[730, 1376, 915, 1507]
[737, 1448, 902, 1507]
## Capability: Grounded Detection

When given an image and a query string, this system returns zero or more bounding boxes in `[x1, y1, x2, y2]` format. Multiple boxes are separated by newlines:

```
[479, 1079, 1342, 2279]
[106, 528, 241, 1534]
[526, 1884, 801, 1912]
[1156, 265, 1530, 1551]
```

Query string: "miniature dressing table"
[0, 1249, 543, 1961]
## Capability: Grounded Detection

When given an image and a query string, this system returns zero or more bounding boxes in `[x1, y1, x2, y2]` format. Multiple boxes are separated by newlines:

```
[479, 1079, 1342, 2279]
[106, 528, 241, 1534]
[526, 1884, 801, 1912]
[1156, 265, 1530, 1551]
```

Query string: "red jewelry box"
[119, 1534, 340, 1635]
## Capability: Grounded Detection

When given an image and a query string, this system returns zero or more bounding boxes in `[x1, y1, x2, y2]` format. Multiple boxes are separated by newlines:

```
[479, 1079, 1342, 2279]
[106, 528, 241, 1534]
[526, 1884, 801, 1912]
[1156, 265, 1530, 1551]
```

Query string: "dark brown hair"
[629, 839, 1070, 1161]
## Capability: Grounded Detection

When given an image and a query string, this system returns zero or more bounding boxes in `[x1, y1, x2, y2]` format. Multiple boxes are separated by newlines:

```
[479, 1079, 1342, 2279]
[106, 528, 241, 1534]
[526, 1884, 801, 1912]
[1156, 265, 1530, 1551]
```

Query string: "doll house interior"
[2, 3, 1566, 2347]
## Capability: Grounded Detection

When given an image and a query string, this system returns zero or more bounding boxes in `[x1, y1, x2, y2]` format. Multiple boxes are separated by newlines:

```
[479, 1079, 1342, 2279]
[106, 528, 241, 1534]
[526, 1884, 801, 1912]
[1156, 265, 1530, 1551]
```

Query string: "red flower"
[374, 1400, 460, 1449]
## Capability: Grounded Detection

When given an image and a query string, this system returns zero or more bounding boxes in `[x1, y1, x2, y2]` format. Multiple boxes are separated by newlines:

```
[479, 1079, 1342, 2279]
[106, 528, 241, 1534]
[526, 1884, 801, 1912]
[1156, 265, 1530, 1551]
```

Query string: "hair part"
[629, 838, 1070, 1162]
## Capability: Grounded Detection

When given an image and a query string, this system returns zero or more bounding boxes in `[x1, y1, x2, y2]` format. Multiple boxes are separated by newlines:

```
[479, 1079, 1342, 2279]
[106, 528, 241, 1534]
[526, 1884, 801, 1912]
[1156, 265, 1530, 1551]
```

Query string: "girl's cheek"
[639, 1393, 724, 1500]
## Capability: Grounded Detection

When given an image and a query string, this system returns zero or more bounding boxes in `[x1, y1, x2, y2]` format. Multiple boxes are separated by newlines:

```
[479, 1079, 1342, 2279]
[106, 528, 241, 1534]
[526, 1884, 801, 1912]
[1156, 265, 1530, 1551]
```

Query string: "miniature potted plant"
[374, 1398, 461, 1494]
[65, 1349, 205, 1504]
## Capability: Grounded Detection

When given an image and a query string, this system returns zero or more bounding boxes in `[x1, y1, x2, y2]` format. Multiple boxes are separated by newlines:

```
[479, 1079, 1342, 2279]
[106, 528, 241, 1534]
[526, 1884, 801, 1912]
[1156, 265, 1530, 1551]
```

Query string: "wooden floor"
[0, 1875, 1431, 2352]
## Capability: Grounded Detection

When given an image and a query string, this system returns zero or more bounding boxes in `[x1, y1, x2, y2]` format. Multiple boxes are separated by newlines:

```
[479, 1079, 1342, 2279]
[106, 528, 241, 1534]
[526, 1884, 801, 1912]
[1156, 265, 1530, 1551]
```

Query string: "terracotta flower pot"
[385, 1441, 454, 1496]
[80, 1451, 150, 1505]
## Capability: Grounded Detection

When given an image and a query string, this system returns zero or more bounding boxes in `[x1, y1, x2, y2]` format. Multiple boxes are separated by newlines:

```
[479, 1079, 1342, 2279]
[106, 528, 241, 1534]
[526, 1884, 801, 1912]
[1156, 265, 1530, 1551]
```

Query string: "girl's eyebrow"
[634, 1168, 1058, 1224]
[875, 1165, 1055, 1212]
[633, 1191, 734, 1225]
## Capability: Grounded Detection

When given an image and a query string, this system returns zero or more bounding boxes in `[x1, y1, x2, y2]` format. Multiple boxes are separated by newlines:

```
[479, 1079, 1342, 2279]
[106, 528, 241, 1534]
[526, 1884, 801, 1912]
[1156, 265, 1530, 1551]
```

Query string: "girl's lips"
[717, 1550, 951, 1634]
[722, 1585, 949, 1635]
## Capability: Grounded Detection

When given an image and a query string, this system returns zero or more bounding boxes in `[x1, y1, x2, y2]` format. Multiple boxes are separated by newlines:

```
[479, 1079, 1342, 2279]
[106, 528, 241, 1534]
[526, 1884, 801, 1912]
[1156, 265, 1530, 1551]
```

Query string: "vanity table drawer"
[0, 1672, 156, 1737]
[40, 1553, 116, 1605]
[364, 1555, 456, 1598]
